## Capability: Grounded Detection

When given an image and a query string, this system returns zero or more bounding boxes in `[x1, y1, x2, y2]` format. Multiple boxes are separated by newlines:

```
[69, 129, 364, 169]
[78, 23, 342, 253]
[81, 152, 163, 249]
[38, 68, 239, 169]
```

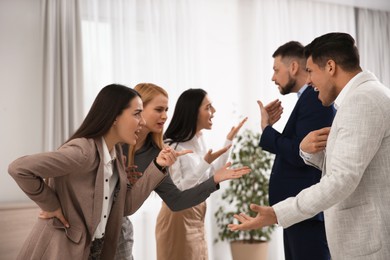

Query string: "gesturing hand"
[227, 117, 248, 141]
[213, 162, 251, 183]
[264, 99, 283, 126]
[300, 127, 331, 153]
[228, 204, 277, 231]
[258, 99, 283, 130]
[39, 207, 70, 228]
[204, 144, 232, 164]
[156, 146, 193, 167]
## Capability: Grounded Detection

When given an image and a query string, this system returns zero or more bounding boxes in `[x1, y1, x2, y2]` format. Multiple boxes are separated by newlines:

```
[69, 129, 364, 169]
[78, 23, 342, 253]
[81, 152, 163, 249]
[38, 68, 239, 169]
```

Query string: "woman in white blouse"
[155, 88, 247, 260]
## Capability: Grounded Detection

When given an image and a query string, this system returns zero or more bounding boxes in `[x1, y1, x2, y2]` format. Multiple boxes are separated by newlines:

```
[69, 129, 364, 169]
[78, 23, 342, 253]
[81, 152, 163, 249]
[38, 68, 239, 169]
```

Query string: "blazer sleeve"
[124, 160, 166, 215]
[155, 175, 219, 211]
[260, 89, 334, 167]
[8, 138, 93, 212]
[273, 90, 386, 228]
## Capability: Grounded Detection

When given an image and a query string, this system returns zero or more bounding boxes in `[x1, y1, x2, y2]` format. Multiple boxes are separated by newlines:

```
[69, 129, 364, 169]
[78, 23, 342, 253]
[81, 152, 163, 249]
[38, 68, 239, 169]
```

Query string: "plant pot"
[230, 240, 269, 260]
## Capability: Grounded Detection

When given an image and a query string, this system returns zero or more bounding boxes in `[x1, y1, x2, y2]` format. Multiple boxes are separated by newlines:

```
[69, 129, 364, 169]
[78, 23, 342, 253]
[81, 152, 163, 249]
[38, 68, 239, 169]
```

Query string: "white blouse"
[93, 137, 118, 239]
[169, 132, 232, 190]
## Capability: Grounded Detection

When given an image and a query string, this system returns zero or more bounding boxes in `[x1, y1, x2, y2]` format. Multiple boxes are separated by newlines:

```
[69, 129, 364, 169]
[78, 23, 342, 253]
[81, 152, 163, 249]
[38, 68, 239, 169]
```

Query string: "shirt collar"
[297, 85, 308, 99]
[101, 137, 117, 165]
[334, 71, 363, 110]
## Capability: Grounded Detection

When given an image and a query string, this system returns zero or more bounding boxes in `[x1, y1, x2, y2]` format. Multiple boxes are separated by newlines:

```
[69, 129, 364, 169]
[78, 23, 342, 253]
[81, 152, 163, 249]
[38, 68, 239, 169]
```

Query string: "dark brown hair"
[304, 32, 361, 72]
[67, 84, 140, 143]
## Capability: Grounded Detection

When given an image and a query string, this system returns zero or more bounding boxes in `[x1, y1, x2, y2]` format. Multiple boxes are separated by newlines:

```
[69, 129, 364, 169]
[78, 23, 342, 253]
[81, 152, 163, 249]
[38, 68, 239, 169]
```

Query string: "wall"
[0, 0, 43, 203]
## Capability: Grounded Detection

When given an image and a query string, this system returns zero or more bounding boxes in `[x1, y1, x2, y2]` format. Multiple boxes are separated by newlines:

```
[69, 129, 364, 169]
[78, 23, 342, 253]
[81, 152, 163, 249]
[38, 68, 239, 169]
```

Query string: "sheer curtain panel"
[79, 1, 359, 260]
[357, 9, 390, 88]
[42, 0, 83, 150]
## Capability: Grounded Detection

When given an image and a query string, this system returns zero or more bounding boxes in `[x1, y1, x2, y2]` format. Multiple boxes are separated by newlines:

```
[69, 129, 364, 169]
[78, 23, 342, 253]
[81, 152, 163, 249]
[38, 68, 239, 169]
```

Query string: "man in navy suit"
[258, 41, 334, 260]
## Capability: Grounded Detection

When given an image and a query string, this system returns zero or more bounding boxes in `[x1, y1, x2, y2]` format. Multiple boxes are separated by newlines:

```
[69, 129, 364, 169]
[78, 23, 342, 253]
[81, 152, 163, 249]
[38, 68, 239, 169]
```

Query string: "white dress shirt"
[169, 132, 232, 190]
[297, 84, 308, 99]
[93, 137, 118, 239]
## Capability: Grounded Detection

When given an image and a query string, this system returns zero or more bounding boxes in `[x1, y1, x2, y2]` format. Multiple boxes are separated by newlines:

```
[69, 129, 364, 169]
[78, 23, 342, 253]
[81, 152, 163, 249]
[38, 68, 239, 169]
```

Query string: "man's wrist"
[270, 206, 279, 226]
[299, 149, 313, 160]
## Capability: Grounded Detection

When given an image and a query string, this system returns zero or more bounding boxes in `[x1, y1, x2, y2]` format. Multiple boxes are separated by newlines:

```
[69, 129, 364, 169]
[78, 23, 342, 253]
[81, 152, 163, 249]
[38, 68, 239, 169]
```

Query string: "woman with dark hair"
[115, 83, 250, 259]
[155, 88, 247, 260]
[8, 84, 188, 260]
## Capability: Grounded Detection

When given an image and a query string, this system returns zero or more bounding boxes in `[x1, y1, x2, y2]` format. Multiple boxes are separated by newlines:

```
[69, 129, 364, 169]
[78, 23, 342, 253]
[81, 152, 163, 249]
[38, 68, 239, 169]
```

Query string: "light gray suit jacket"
[273, 71, 390, 260]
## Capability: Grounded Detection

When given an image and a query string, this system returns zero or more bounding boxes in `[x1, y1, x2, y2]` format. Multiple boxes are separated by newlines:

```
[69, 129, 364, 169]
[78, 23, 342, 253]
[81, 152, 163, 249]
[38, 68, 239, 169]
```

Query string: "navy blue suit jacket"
[260, 86, 334, 221]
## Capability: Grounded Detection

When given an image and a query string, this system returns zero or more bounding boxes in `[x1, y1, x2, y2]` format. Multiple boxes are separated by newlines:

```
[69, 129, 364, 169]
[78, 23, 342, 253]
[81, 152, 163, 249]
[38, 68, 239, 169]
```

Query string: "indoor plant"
[214, 129, 275, 260]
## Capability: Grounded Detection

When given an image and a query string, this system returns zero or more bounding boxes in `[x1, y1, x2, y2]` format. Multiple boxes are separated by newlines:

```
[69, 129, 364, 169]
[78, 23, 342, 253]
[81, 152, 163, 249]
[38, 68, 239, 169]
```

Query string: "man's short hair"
[273, 41, 305, 60]
[304, 32, 360, 72]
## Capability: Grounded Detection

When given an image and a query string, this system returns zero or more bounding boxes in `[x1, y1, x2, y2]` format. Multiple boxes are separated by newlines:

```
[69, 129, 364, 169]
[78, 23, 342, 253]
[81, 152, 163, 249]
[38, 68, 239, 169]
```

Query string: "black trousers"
[283, 220, 330, 260]
[89, 237, 105, 260]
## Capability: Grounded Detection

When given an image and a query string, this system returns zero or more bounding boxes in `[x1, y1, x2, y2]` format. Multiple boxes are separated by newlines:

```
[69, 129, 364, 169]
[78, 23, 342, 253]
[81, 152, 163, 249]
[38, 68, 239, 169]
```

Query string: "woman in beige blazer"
[8, 84, 189, 260]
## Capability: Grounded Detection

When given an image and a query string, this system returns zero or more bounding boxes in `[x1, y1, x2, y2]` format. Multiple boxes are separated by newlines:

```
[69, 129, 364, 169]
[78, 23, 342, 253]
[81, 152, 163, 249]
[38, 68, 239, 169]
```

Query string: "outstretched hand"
[156, 146, 193, 167]
[228, 204, 277, 231]
[227, 117, 248, 141]
[213, 162, 251, 183]
[204, 144, 232, 164]
[39, 207, 70, 228]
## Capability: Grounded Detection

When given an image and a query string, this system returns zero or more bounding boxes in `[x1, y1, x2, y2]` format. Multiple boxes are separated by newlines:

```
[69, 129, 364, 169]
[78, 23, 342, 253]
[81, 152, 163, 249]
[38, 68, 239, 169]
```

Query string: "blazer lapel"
[91, 138, 105, 235]
[283, 87, 311, 133]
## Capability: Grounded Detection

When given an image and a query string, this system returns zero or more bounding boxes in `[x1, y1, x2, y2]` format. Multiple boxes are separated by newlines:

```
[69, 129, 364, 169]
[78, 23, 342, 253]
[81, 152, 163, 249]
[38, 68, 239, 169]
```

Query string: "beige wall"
[0, 0, 43, 203]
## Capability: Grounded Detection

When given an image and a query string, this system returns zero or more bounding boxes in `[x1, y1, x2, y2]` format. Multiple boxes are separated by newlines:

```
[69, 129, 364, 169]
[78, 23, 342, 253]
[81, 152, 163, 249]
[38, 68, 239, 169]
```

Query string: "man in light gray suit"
[228, 32, 390, 260]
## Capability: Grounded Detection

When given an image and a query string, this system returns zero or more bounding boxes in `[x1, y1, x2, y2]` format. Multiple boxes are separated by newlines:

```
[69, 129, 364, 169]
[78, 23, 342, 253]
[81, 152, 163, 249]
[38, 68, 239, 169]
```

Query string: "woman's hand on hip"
[39, 207, 70, 228]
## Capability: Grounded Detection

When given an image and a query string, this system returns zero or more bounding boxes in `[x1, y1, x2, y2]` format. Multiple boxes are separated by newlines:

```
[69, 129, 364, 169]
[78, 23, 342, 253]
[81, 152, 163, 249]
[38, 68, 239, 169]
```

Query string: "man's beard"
[280, 76, 296, 95]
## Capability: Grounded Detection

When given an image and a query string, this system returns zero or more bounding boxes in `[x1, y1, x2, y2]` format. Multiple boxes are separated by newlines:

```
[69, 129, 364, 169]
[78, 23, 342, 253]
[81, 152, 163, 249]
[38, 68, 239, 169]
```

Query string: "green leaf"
[214, 129, 275, 243]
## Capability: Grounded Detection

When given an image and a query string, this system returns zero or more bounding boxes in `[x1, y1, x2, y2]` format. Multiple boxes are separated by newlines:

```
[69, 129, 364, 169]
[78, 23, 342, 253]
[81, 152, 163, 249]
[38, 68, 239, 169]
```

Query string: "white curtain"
[42, 0, 83, 150]
[80, 0, 202, 113]
[357, 8, 390, 88]
[80, 1, 357, 260]
[235, 0, 356, 133]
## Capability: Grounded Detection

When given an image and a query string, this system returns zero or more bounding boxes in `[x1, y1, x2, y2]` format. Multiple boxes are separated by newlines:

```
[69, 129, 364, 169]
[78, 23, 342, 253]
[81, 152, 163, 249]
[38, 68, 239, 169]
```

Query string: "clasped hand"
[300, 127, 331, 153]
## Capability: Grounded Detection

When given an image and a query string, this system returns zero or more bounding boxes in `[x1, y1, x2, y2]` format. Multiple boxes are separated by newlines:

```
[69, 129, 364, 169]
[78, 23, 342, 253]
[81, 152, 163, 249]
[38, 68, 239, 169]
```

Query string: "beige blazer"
[273, 71, 390, 260]
[8, 137, 165, 260]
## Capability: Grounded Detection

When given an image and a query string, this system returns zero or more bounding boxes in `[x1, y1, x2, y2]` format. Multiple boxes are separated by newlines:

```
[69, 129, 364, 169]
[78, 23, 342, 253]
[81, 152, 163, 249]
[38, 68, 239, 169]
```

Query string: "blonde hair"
[127, 83, 168, 166]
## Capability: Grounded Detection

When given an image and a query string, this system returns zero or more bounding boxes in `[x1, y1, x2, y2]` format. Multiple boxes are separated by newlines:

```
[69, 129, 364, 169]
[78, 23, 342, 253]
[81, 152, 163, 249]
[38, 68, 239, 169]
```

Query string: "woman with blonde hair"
[115, 83, 249, 259]
[8, 84, 185, 260]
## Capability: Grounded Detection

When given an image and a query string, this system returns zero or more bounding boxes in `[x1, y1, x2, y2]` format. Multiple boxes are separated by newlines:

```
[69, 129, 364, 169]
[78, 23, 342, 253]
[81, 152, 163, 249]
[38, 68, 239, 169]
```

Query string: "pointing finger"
[176, 149, 193, 156]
